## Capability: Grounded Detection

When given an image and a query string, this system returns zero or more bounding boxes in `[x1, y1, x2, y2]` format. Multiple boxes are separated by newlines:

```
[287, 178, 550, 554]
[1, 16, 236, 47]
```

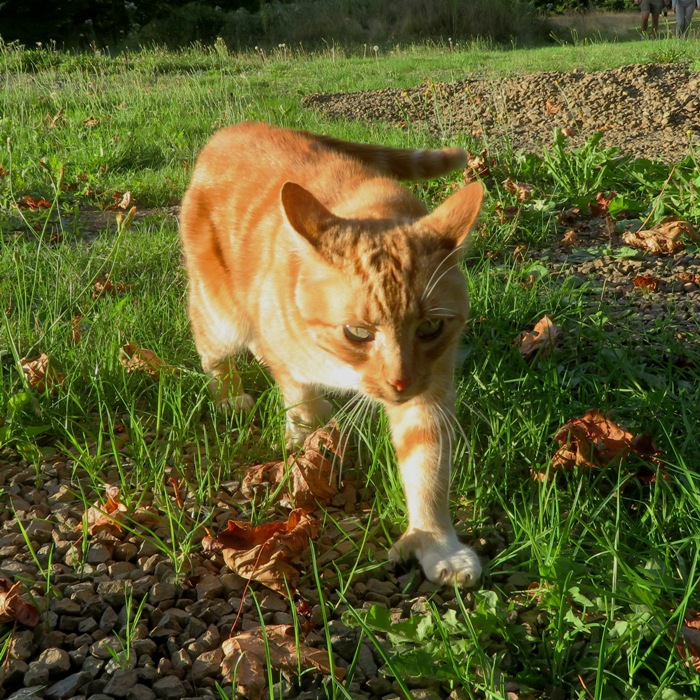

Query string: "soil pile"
[303, 62, 700, 162]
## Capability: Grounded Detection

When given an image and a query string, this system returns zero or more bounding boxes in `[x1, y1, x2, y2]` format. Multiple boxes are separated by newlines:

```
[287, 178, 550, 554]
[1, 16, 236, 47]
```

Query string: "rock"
[149, 582, 178, 605]
[195, 575, 224, 600]
[87, 542, 112, 564]
[152, 676, 187, 699]
[128, 684, 157, 700]
[103, 668, 138, 697]
[96, 579, 132, 607]
[191, 648, 224, 682]
[24, 647, 71, 685]
[6, 687, 45, 700]
[43, 671, 91, 700]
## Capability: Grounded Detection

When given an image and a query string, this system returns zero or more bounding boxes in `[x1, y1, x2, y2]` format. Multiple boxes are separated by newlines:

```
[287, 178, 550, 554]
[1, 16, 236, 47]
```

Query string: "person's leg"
[650, 2, 661, 33]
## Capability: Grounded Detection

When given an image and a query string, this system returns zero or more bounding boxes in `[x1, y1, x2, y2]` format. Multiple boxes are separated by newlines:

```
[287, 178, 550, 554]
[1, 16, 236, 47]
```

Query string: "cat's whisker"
[421, 246, 463, 302]
[423, 262, 462, 303]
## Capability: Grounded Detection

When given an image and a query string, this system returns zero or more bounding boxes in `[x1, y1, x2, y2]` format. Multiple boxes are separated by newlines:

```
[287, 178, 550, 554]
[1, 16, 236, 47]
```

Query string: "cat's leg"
[203, 355, 254, 412]
[385, 394, 482, 587]
[272, 371, 332, 449]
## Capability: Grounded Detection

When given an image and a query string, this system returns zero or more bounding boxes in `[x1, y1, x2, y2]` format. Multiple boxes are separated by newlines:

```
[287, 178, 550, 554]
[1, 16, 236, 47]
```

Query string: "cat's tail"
[311, 132, 467, 181]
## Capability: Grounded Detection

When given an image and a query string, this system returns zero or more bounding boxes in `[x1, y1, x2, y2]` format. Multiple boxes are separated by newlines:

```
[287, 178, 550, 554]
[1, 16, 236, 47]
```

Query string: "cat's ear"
[281, 181, 339, 249]
[424, 181, 483, 248]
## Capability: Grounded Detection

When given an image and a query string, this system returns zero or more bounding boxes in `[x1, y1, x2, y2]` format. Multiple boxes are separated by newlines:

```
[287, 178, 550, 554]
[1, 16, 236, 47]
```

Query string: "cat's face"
[293, 221, 469, 405]
[283, 180, 482, 404]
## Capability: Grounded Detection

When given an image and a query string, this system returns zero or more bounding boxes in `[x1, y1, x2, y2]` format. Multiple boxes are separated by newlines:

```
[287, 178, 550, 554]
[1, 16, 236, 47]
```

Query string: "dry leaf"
[589, 191, 616, 217]
[242, 423, 343, 510]
[677, 609, 700, 673]
[517, 315, 560, 360]
[464, 149, 494, 181]
[82, 483, 128, 535]
[677, 271, 700, 286]
[621, 217, 696, 256]
[208, 509, 321, 593]
[503, 177, 534, 202]
[221, 624, 345, 699]
[120, 342, 172, 377]
[633, 275, 659, 291]
[0, 579, 40, 627]
[21, 353, 65, 393]
[560, 229, 580, 247]
[108, 190, 133, 210]
[545, 98, 562, 115]
[92, 273, 133, 299]
[46, 108, 64, 129]
[18, 195, 51, 210]
[534, 409, 661, 481]
[83, 115, 100, 127]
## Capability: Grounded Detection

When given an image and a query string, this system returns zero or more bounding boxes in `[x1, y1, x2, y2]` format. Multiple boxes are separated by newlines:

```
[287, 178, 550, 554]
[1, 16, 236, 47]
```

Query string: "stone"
[128, 684, 157, 700]
[149, 581, 178, 605]
[195, 575, 224, 601]
[191, 648, 224, 682]
[103, 668, 138, 697]
[24, 647, 71, 685]
[43, 671, 91, 700]
[99, 604, 119, 632]
[97, 579, 132, 607]
[51, 598, 82, 615]
[152, 676, 187, 699]
[6, 687, 44, 700]
[86, 542, 112, 564]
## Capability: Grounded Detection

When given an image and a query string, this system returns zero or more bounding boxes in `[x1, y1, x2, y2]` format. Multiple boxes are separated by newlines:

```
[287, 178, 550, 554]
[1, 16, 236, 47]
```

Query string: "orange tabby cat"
[180, 122, 483, 586]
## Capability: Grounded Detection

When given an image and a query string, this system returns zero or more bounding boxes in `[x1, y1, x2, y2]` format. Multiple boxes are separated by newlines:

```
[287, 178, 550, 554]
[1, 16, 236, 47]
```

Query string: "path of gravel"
[1, 63, 699, 700]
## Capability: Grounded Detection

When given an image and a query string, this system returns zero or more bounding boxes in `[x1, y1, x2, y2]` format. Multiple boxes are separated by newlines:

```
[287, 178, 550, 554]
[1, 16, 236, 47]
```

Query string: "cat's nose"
[388, 377, 410, 393]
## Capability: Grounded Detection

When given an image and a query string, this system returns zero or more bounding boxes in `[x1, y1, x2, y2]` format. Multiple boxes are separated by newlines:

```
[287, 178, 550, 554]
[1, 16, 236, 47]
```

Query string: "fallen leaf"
[495, 201, 519, 223]
[621, 217, 696, 256]
[46, 108, 64, 129]
[18, 195, 51, 210]
[464, 149, 494, 181]
[83, 115, 100, 127]
[677, 609, 700, 673]
[0, 579, 40, 627]
[70, 315, 84, 344]
[221, 624, 345, 699]
[535, 409, 661, 481]
[21, 353, 65, 393]
[207, 509, 321, 594]
[503, 177, 534, 202]
[92, 273, 133, 299]
[633, 275, 659, 292]
[561, 126, 577, 137]
[242, 423, 343, 510]
[545, 98, 562, 115]
[589, 191, 616, 217]
[120, 342, 173, 377]
[108, 190, 133, 210]
[560, 229, 580, 247]
[82, 483, 128, 535]
[517, 315, 560, 360]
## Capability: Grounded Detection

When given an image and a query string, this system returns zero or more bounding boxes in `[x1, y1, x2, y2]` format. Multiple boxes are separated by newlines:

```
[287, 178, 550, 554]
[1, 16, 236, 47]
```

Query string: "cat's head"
[281, 181, 483, 404]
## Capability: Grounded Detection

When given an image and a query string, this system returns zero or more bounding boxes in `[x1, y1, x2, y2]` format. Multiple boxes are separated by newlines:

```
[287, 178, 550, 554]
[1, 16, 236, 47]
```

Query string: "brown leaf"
[463, 149, 494, 181]
[108, 190, 134, 211]
[537, 410, 661, 481]
[212, 510, 321, 594]
[0, 579, 40, 627]
[120, 342, 173, 378]
[82, 483, 128, 535]
[241, 423, 343, 510]
[560, 229, 580, 247]
[83, 115, 100, 127]
[589, 191, 616, 217]
[92, 273, 133, 299]
[621, 217, 696, 256]
[545, 98, 562, 115]
[70, 315, 84, 344]
[633, 275, 659, 292]
[18, 195, 51, 210]
[502, 177, 534, 202]
[677, 609, 700, 673]
[221, 624, 345, 699]
[677, 271, 700, 286]
[21, 353, 65, 393]
[517, 315, 560, 361]
[46, 108, 64, 129]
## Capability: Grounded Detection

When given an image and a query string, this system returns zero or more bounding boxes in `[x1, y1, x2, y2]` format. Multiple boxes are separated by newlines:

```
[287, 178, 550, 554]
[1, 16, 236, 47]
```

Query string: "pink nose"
[388, 378, 409, 393]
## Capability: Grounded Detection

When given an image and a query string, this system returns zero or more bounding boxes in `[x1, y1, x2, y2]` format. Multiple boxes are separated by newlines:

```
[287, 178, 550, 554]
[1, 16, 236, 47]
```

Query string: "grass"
[1, 35, 699, 699]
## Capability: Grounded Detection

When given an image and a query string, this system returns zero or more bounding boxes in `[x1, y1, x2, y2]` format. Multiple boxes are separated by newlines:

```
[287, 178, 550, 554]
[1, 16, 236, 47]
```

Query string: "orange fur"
[180, 122, 484, 585]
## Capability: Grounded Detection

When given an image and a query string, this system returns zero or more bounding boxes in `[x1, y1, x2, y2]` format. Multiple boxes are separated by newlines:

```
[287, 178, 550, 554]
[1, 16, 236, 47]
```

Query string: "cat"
[180, 122, 483, 586]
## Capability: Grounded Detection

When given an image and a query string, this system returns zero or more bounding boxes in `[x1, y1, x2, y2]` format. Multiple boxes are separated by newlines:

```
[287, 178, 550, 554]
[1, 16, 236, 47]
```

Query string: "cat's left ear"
[280, 181, 340, 249]
[423, 181, 484, 248]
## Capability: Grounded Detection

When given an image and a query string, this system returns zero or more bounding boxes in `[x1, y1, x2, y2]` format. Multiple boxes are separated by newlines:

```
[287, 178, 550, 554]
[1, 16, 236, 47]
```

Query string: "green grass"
[1, 37, 700, 699]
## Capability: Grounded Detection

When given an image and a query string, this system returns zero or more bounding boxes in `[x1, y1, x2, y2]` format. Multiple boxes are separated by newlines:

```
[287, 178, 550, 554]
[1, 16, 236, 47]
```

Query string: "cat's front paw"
[218, 393, 255, 412]
[389, 529, 482, 588]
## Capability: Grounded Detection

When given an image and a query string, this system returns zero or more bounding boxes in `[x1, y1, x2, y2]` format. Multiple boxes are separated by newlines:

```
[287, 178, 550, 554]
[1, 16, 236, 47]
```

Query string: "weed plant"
[1, 40, 699, 699]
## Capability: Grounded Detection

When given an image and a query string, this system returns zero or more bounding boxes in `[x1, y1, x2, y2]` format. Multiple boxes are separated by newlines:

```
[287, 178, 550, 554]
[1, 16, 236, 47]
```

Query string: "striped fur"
[180, 122, 483, 586]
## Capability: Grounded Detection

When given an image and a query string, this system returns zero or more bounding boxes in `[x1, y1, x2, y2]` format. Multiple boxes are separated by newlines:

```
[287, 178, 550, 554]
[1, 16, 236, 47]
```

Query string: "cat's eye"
[416, 318, 444, 340]
[343, 325, 375, 343]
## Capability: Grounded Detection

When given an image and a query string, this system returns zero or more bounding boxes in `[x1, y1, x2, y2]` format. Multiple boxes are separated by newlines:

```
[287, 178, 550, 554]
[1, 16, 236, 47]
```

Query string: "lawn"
[1, 34, 699, 700]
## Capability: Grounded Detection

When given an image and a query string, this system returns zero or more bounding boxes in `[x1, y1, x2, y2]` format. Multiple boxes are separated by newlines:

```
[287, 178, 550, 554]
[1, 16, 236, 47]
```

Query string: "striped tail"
[309, 131, 467, 181]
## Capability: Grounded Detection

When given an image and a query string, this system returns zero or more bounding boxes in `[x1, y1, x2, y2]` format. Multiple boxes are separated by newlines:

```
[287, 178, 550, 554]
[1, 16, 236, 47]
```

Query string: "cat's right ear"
[281, 181, 339, 249]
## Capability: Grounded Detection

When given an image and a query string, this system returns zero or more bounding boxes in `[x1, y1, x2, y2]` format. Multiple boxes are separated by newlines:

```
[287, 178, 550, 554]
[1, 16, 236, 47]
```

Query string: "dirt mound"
[303, 63, 700, 162]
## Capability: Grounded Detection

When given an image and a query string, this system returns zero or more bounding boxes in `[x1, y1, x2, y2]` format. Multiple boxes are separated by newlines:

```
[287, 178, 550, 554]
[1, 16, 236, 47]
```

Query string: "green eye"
[343, 325, 374, 343]
[417, 318, 444, 340]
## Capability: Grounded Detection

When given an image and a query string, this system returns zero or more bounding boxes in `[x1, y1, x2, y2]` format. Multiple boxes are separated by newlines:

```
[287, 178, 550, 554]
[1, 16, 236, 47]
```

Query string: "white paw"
[389, 530, 482, 588]
[218, 393, 254, 412]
